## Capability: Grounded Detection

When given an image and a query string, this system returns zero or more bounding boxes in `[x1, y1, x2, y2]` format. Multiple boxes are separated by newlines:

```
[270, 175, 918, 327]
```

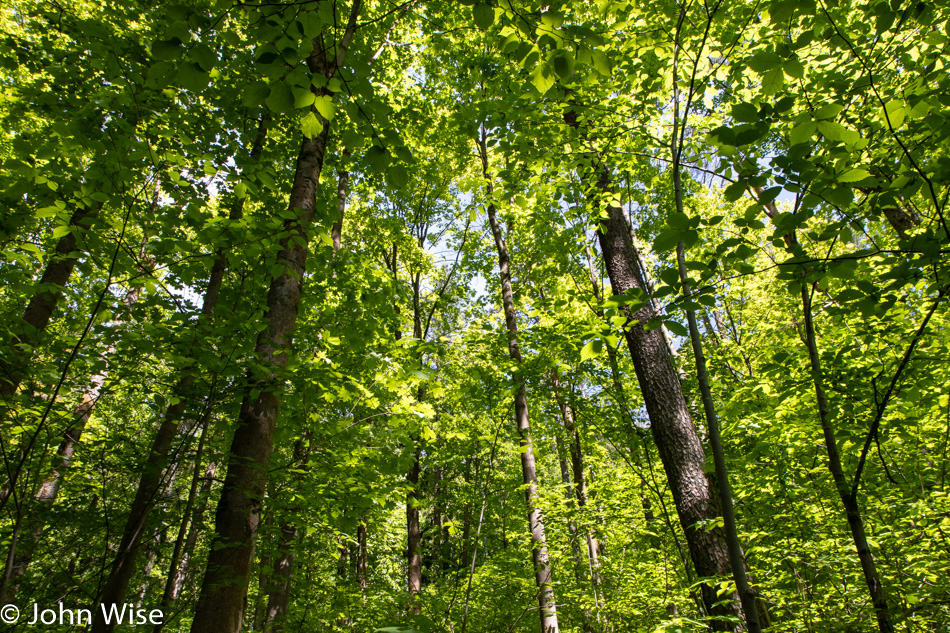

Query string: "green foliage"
[0, 0, 948, 632]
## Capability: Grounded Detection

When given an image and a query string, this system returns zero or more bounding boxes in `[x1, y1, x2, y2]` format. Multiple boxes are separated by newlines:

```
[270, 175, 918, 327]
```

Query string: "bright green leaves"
[473, 3, 495, 30]
[530, 62, 556, 94]
[761, 67, 785, 95]
[294, 88, 315, 108]
[300, 111, 323, 139]
[313, 95, 335, 120]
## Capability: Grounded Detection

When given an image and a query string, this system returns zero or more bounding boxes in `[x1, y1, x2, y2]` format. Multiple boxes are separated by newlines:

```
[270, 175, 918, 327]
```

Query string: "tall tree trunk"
[478, 131, 559, 633]
[261, 521, 298, 633]
[587, 172, 739, 629]
[92, 119, 269, 633]
[153, 416, 213, 633]
[406, 444, 422, 615]
[260, 437, 308, 633]
[800, 284, 894, 633]
[0, 201, 101, 405]
[554, 433, 593, 633]
[551, 376, 602, 598]
[185, 48, 349, 631]
[0, 268, 146, 602]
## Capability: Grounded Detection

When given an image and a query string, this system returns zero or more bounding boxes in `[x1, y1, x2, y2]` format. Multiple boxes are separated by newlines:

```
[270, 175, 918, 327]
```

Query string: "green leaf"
[814, 103, 843, 120]
[242, 81, 270, 108]
[297, 13, 324, 39]
[784, 57, 804, 78]
[748, 51, 782, 73]
[838, 168, 871, 183]
[790, 120, 816, 146]
[761, 66, 785, 95]
[265, 84, 295, 114]
[884, 99, 906, 128]
[178, 62, 210, 92]
[313, 95, 335, 120]
[294, 88, 315, 108]
[551, 50, 574, 81]
[580, 338, 603, 361]
[590, 49, 611, 76]
[473, 3, 494, 30]
[654, 229, 681, 253]
[300, 111, 323, 139]
[191, 44, 217, 71]
[151, 37, 183, 60]
[817, 120, 860, 145]
[530, 63, 556, 94]
[664, 320, 688, 337]
[731, 102, 760, 123]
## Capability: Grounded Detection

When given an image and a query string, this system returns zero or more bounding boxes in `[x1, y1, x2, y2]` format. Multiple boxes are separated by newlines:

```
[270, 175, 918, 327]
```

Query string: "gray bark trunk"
[478, 132, 559, 633]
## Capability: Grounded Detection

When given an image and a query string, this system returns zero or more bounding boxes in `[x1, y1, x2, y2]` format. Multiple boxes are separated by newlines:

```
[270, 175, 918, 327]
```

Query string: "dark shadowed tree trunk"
[92, 118, 269, 633]
[0, 201, 102, 406]
[187, 13, 361, 630]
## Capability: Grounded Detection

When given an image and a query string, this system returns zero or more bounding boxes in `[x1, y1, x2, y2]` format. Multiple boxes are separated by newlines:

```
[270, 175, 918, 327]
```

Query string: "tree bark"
[590, 179, 739, 629]
[406, 444, 422, 614]
[478, 131, 559, 633]
[800, 284, 894, 633]
[92, 118, 269, 633]
[0, 201, 101, 405]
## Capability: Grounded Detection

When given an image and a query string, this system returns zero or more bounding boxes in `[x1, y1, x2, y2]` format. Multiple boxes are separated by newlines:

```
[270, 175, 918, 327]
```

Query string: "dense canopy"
[0, 0, 948, 632]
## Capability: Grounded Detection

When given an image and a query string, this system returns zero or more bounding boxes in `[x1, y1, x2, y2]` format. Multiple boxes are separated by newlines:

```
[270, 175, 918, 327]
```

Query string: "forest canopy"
[0, 0, 948, 632]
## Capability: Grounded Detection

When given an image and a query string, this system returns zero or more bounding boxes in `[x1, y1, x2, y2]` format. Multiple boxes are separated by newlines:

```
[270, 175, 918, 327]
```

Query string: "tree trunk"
[186, 102, 337, 633]
[591, 179, 739, 629]
[800, 284, 894, 633]
[406, 444, 422, 614]
[153, 417, 212, 633]
[478, 132, 559, 633]
[92, 119, 269, 633]
[0, 201, 101, 405]
[261, 522, 298, 633]
[0, 273, 145, 602]
[554, 433, 593, 633]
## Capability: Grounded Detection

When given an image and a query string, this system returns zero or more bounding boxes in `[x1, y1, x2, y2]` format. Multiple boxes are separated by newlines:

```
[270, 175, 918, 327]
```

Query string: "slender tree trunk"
[554, 433, 593, 633]
[331, 160, 350, 255]
[478, 131, 559, 633]
[800, 284, 894, 633]
[0, 201, 101, 405]
[356, 519, 368, 598]
[551, 374, 602, 591]
[0, 271, 147, 602]
[92, 120, 270, 633]
[672, 90, 760, 628]
[153, 416, 212, 633]
[261, 522, 298, 633]
[406, 444, 422, 614]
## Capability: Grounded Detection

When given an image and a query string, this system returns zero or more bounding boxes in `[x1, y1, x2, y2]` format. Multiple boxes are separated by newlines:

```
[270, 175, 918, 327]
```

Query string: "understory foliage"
[0, 0, 948, 632]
